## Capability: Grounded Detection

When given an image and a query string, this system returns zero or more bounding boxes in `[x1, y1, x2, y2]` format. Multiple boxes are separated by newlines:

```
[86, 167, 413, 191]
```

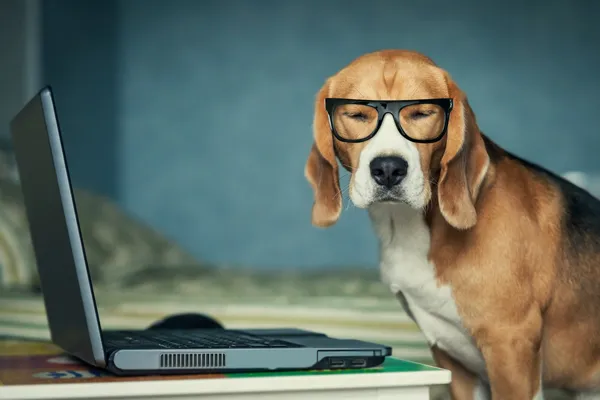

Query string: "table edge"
[1, 369, 451, 399]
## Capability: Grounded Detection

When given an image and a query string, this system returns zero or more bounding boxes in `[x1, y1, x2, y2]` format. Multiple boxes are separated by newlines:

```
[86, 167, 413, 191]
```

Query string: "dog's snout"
[369, 156, 408, 189]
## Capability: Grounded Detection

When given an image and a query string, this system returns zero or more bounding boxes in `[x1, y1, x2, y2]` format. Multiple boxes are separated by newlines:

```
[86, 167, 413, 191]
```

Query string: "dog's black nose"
[370, 156, 408, 189]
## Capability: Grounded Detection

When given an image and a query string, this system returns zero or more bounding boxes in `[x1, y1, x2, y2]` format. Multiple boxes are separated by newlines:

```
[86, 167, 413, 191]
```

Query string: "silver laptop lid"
[10, 87, 106, 367]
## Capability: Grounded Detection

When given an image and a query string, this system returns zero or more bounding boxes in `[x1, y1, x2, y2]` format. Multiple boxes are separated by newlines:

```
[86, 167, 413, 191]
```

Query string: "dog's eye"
[409, 110, 434, 120]
[343, 112, 369, 122]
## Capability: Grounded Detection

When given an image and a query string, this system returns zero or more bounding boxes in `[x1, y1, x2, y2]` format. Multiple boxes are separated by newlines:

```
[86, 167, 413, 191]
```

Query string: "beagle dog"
[304, 49, 600, 400]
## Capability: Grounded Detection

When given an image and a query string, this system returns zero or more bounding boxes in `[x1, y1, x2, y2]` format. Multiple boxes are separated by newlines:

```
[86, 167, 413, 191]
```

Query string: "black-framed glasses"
[325, 98, 453, 143]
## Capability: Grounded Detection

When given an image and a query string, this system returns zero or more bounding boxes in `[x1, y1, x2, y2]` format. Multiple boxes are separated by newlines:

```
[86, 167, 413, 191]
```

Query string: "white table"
[1, 358, 450, 400]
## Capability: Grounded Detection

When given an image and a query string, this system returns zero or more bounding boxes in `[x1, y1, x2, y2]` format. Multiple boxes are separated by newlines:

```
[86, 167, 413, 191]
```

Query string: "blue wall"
[43, 0, 600, 269]
[42, 0, 119, 199]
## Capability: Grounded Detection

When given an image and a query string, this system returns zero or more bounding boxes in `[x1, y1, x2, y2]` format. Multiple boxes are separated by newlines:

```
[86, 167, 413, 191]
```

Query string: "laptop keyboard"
[103, 330, 302, 350]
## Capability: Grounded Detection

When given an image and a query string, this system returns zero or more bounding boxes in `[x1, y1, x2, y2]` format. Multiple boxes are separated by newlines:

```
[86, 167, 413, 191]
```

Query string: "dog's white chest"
[369, 204, 487, 378]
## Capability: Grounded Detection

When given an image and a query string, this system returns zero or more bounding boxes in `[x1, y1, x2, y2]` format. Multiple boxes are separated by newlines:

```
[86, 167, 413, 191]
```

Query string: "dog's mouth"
[376, 195, 401, 203]
[369, 185, 427, 208]
[372, 190, 404, 204]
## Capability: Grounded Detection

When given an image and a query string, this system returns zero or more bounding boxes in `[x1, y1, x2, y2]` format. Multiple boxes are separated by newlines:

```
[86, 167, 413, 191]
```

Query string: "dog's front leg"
[431, 346, 490, 400]
[477, 323, 544, 400]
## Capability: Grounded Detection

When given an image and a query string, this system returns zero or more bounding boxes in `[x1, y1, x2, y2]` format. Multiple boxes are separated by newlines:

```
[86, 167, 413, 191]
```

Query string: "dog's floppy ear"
[304, 80, 342, 228]
[437, 73, 490, 230]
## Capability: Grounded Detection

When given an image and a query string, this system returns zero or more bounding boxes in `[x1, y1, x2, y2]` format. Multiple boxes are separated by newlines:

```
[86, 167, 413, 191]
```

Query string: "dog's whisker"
[332, 190, 346, 202]
[332, 182, 352, 203]
[344, 199, 355, 211]
[339, 171, 351, 180]
[339, 162, 355, 172]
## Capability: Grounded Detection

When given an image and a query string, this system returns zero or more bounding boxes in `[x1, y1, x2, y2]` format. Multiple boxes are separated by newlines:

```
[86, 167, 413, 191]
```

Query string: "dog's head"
[305, 50, 490, 229]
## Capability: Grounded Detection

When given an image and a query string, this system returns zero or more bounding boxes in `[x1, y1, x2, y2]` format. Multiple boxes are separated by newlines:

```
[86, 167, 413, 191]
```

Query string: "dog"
[304, 49, 600, 400]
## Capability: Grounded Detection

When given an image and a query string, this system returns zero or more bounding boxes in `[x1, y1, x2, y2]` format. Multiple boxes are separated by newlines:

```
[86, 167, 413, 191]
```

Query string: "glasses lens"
[399, 103, 446, 141]
[332, 104, 378, 141]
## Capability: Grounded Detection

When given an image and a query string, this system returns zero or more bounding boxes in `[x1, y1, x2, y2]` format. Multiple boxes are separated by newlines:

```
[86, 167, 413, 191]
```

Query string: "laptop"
[9, 86, 392, 376]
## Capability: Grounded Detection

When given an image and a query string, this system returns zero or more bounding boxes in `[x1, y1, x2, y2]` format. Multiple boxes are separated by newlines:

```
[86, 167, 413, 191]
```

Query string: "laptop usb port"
[329, 358, 346, 368]
[350, 358, 367, 368]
